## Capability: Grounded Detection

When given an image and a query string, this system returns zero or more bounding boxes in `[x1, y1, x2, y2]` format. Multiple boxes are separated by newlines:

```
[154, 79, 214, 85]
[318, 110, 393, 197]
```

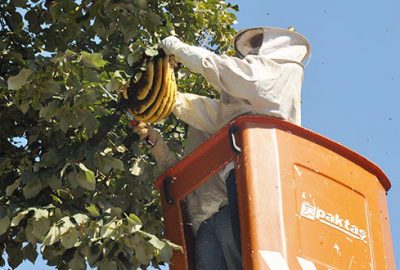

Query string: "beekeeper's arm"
[173, 91, 219, 135]
[161, 36, 212, 76]
[161, 37, 219, 134]
[161, 36, 303, 107]
[133, 123, 176, 171]
[160, 36, 276, 101]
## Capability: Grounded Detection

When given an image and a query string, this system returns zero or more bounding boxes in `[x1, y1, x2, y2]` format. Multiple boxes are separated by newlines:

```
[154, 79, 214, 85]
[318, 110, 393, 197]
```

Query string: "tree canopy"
[0, 0, 237, 268]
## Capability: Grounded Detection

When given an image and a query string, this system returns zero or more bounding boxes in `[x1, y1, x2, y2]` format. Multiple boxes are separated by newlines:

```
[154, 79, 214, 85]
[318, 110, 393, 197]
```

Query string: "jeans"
[195, 206, 243, 270]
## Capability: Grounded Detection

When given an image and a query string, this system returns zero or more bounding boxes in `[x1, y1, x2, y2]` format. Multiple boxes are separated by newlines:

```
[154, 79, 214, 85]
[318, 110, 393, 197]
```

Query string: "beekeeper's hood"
[233, 27, 311, 65]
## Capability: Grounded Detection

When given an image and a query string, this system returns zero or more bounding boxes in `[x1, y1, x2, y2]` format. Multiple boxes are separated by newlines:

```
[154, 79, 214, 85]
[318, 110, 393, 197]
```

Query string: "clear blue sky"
[12, 0, 399, 269]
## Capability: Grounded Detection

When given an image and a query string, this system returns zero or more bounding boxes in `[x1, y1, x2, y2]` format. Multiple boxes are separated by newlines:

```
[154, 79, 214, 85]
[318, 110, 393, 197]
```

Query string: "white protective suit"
[157, 27, 311, 234]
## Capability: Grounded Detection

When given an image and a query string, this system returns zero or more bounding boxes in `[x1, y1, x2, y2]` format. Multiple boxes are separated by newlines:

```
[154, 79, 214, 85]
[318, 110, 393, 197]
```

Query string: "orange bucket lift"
[154, 115, 395, 269]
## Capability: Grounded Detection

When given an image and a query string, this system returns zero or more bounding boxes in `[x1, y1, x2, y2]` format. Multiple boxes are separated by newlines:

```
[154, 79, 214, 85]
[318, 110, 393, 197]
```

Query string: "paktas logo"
[300, 201, 368, 243]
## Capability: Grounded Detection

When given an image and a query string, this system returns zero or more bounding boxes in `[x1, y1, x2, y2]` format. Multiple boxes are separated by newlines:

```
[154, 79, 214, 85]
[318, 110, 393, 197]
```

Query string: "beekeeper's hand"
[160, 36, 182, 56]
[160, 36, 212, 75]
[132, 122, 177, 170]
[132, 122, 161, 145]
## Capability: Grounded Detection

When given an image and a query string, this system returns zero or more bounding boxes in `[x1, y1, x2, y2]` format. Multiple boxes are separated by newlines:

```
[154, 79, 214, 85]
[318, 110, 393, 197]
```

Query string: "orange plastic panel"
[155, 115, 394, 270]
[155, 124, 236, 269]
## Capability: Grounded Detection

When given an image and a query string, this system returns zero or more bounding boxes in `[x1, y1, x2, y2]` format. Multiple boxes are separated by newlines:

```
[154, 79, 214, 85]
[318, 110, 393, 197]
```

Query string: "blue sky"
[11, 0, 399, 269]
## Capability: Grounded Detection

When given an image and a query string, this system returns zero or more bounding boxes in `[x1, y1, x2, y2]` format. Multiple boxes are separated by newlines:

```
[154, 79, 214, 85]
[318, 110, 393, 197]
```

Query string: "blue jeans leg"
[195, 206, 243, 270]
[214, 206, 243, 270]
[195, 217, 226, 270]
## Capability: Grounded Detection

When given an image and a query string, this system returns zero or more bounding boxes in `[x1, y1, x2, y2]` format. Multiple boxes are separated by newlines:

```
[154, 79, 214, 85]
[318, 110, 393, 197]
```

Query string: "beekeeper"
[134, 27, 311, 270]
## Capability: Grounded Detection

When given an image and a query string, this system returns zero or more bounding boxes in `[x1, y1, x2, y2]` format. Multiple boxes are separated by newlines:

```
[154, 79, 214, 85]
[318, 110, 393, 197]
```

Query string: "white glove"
[160, 36, 212, 75]
[160, 36, 182, 56]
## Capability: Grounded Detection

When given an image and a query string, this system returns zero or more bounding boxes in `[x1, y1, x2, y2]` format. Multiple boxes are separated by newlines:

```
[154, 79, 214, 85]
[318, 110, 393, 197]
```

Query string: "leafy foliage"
[0, 0, 237, 268]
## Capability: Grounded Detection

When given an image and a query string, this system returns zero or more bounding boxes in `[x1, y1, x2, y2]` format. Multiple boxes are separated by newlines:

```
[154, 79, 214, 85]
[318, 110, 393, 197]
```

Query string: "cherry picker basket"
[155, 115, 394, 269]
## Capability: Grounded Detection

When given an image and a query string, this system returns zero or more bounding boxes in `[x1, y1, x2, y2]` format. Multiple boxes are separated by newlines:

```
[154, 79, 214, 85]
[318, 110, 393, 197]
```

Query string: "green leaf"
[125, 213, 142, 232]
[98, 260, 118, 270]
[105, 76, 123, 92]
[23, 178, 43, 199]
[130, 159, 143, 176]
[86, 204, 100, 217]
[134, 241, 150, 264]
[20, 172, 37, 184]
[22, 243, 38, 264]
[72, 213, 89, 225]
[64, 49, 77, 58]
[148, 236, 166, 250]
[0, 207, 6, 219]
[33, 208, 49, 220]
[7, 68, 33, 90]
[40, 80, 61, 93]
[120, 16, 138, 42]
[83, 69, 100, 82]
[11, 210, 29, 226]
[42, 245, 65, 265]
[40, 100, 59, 121]
[5, 178, 21, 196]
[6, 242, 23, 269]
[32, 218, 50, 239]
[94, 156, 124, 174]
[157, 245, 173, 263]
[61, 228, 79, 249]
[43, 225, 61, 246]
[144, 48, 159, 57]
[127, 53, 141, 66]
[69, 252, 86, 270]
[25, 223, 37, 244]
[68, 171, 80, 188]
[86, 244, 102, 266]
[7, 12, 23, 32]
[14, 0, 27, 7]
[229, 4, 239, 11]
[148, 12, 161, 25]
[0, 216, 10, 235]
[25, 9, 40, 33]
[40, 148, 59, 167]
[134, 0, 147, 9]
[78, 162, 92, 173]
[60, 162, 71, 178]
[19, 102, 30, 113]
[84, 115, 99, 137]
[59, 217, 74, 234]
[108, 157, 125, 172]
[99, 219, 118, 239]
[48, 175, 62, 190]
[165, 239, 183, 251]
[50, 194, 63, 204]
[77, 163, 96, 191]
[80, 52, 108, 68]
